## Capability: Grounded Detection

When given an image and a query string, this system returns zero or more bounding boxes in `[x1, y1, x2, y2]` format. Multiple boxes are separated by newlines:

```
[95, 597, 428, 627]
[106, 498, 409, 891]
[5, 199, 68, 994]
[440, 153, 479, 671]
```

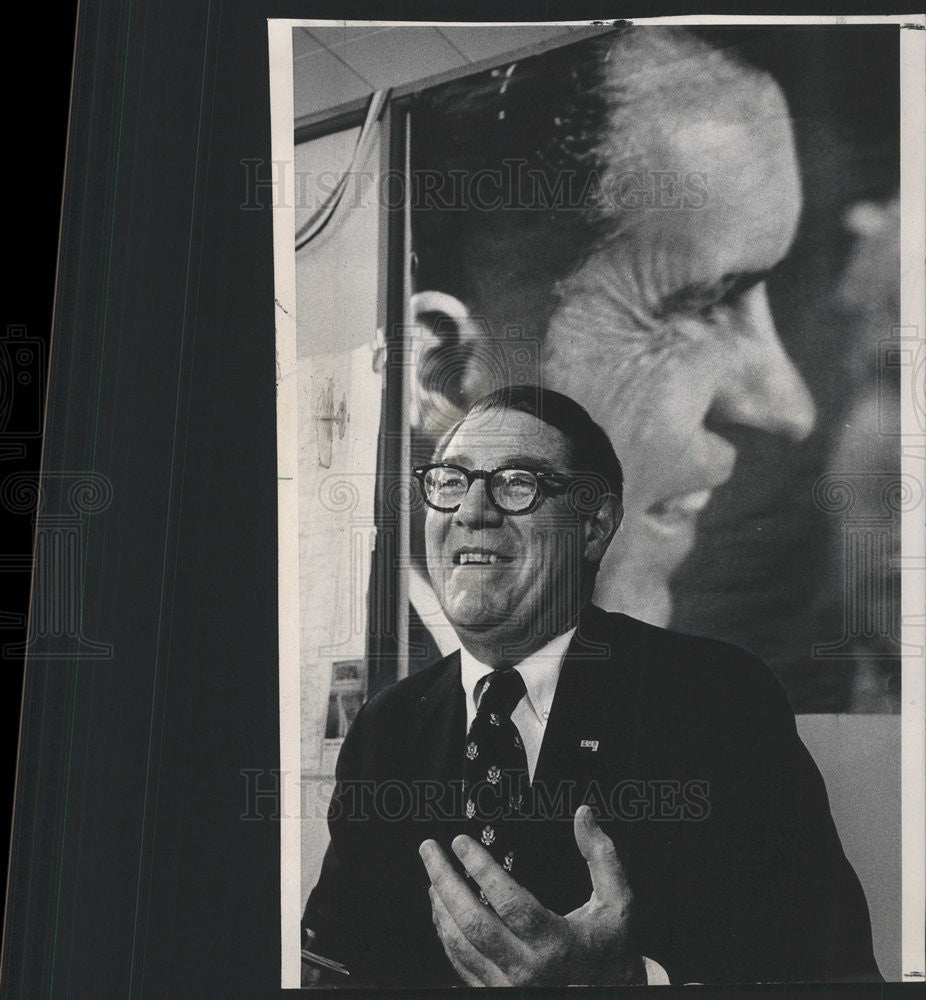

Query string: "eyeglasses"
[412, 463, 574, 515]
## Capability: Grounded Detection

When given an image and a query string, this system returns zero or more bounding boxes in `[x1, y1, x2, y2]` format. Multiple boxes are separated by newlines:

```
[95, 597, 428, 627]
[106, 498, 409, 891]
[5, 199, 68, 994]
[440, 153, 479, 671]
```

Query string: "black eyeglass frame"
[412, 462, 576, 515]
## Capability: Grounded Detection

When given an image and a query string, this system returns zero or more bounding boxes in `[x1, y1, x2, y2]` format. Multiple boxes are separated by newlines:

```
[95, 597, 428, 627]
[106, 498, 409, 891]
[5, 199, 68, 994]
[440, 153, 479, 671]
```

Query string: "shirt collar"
[459, 627, 578, 724]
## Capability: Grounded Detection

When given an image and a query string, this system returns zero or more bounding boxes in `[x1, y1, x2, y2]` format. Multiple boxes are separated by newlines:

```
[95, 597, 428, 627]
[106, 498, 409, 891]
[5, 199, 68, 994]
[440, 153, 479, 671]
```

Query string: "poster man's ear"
[410, 291, 503, 434]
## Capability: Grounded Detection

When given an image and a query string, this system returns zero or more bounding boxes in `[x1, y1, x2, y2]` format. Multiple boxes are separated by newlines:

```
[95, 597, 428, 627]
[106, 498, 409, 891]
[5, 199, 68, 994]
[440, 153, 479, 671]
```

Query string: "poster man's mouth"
[648, 489, 713, 525]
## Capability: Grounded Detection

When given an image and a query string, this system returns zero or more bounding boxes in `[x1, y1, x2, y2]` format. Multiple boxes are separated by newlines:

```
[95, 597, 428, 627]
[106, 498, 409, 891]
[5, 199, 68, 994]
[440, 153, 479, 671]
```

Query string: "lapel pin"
[579, 739, 599, 752]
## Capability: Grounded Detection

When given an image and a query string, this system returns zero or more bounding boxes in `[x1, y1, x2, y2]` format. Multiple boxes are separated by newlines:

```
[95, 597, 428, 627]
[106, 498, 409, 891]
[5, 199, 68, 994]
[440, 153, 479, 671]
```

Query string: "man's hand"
[419, 804, 643, 987]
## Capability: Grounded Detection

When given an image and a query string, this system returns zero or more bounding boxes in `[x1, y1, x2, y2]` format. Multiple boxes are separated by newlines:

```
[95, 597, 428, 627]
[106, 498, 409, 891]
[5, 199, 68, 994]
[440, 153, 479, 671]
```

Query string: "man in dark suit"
[302, 386, 878, 986]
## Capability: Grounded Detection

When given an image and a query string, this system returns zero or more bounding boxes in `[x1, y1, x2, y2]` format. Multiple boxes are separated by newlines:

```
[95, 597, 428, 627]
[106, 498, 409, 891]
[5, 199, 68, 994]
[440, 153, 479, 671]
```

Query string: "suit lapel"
[534, 606, 646, 794]
[410, 650, 466, 782]
[525, 607, 648, 912]
[406, 652, 468, 852]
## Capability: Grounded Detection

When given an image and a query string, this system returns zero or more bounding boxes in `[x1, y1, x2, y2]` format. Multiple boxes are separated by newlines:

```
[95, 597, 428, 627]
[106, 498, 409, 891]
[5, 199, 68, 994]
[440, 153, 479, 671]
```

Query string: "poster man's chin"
[592, 516, 697, 628]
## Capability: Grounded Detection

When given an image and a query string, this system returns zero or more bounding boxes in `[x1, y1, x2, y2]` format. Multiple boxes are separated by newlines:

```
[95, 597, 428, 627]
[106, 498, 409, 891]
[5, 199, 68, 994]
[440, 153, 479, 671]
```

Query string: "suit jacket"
[303, 606, 879, 986]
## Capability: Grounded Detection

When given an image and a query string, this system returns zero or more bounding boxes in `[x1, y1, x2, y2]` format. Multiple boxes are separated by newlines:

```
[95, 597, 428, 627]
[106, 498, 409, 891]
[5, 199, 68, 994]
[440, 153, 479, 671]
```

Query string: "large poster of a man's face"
[406, 26, 901, 712]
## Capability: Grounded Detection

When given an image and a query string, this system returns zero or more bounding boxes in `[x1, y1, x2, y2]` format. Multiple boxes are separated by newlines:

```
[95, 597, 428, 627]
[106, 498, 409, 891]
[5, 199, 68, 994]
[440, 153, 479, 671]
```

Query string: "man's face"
[540, 86, 813, 624]
[424, 408, 589, 661]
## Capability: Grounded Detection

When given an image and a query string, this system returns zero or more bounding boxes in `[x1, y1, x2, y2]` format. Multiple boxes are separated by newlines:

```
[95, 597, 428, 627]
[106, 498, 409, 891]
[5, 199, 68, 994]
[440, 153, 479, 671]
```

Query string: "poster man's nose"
[709, 285, 816, 441]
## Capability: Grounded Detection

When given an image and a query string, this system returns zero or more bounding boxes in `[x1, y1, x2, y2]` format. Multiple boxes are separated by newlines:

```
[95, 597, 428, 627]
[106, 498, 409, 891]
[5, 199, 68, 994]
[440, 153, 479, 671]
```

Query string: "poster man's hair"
[411, 27, 772, 321]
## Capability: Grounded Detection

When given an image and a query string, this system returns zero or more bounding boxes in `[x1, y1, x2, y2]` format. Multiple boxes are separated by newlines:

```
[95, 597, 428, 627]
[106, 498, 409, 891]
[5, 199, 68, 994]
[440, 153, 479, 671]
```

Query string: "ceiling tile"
[292, 24, 595, 117]
[307, 26, 391, 49]
[333, 28, 465, 90]
[293, 48, 371, 118]
[292, 26, 322, 60]
[436, 25, 576, 63]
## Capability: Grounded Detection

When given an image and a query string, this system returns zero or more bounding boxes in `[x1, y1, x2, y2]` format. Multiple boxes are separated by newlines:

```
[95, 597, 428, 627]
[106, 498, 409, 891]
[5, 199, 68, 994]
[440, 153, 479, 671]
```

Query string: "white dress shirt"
[456, 628, 671, 986]
[459, 627, 576, 782]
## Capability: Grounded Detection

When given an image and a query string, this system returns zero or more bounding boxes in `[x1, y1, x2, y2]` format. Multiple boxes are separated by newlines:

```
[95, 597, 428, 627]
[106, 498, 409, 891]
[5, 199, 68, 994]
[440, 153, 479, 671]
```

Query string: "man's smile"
[452, 547, 514, 567]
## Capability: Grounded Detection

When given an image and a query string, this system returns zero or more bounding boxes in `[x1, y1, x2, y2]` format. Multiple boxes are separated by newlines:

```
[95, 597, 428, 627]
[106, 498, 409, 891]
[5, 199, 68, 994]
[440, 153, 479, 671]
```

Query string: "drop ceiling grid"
[291, 24, 581, 119]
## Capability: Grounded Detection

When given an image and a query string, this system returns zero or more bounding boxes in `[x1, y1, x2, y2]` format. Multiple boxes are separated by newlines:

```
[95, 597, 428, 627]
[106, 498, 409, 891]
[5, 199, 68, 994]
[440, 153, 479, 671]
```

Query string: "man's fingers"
[573, 805, 631, 901]
[451, 835, 553, 942]
[418, 839, 456, 890]
[419, 838, 482, 908]
[420, 839, 525, 967]
[430, 887, 508, 987]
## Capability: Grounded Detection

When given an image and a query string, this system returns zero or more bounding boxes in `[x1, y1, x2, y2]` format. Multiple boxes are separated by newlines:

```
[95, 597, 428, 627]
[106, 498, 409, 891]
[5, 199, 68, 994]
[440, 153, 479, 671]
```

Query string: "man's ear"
[409, 290, 503, 436]
[583, 498, 623, 565]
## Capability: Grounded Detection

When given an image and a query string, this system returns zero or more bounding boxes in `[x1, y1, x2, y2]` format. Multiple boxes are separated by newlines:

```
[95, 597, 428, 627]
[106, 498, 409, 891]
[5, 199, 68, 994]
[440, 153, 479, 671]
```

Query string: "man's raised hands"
[419, 804, 644, 987]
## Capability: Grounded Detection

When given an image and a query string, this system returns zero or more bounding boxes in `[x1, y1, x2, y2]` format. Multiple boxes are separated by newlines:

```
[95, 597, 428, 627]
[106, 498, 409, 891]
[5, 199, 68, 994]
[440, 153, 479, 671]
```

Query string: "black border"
[3, 4, 921, 998]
